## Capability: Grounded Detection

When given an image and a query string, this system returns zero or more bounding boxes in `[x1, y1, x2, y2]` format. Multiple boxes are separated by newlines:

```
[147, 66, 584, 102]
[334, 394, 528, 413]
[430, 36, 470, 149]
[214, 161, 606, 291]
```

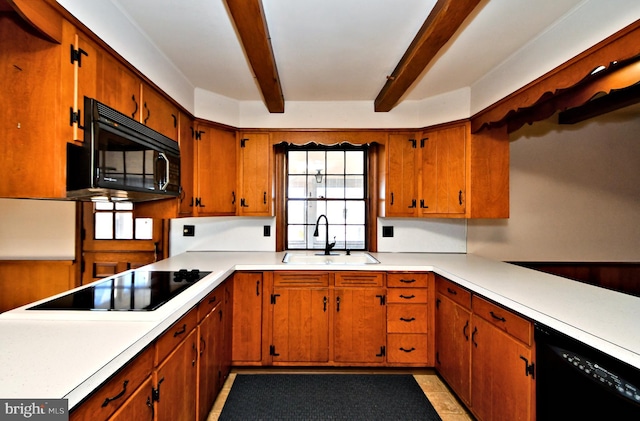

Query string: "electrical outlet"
[382, 226, 394, 237]
[183, 225, 195, 236]
[263, 225, 271, 237]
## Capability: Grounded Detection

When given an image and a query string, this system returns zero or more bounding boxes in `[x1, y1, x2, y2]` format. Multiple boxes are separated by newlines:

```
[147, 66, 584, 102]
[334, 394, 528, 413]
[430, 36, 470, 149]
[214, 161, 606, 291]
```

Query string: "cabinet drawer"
[472, 296, 532, 345]
[335, 272, 384, 287]
[70, 347, 154, 421]
[387, 304, 428, 333]
[156, 308, 198, 364]
[197, 287, 223, 322]
[387, 272, 430, 288]
[387, 334, 428, 364]
[387, 288, 428, 304]
[436, 276, 471, 309]
[274, 272, 329, 287]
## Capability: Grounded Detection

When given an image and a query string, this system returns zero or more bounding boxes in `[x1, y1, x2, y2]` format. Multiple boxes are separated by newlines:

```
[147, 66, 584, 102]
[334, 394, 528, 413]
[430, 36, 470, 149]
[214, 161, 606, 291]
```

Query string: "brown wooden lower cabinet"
[435, 275, 535, 421]
[70, 279, 232, 421]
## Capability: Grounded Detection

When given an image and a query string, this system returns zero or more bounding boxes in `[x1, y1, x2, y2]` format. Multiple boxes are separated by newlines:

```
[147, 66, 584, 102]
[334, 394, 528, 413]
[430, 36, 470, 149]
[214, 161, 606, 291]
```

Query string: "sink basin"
[282, 252, 379, 265]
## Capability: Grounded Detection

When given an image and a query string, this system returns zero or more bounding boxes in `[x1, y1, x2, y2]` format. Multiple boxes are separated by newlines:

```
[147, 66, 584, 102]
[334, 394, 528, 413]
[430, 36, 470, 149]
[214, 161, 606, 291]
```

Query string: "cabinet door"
[271, 288, 330, 363]
[196, 123, 237, 215]
[334, 287, 386, 363]
[231, 272, 264, 362]
[155, 329, 198, 421]
[471, 315, 534, 421]
[97, 51, 141, 120]
[435, 293, 471, 405]
[238, 133, 271, 216]
[419, 125, 466, 215]
[386, 133, 418, 216]
[108, 377, 154, 421]
[178, 112, 196, 216]
[141, 83, 179, 140]
[198, 303, 224, 421]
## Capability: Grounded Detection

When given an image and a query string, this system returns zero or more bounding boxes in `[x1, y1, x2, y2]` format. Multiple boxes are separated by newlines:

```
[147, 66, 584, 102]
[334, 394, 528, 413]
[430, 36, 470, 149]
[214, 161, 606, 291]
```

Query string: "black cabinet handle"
[263, 192, 267, 204]
[336, 296, 340, 312]
[490, 311, 507, 322]
[232, 191, 236, 205]
[399, 294, 415, 299]
[256, 281, 260, 296]
[101, 380, 128, 407]
[390, 192, 394, 205]
[446, 287, 457, 295]
[143, 102, 150, 124]
[463, 320, 469, 341]
[400, 317, 416, 322]
[400, 279, 416, 284]
[459, 190, 463, 205]
[472, 327, 478, 348]
[173, 324, 187, 337]
[400, 347, 416, 353]
[131, 95, 138, 118]
[323, 296, 327, 312]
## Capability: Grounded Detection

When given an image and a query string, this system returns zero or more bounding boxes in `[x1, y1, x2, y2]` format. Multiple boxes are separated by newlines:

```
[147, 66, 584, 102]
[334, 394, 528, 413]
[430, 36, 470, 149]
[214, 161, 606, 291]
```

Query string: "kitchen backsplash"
[169, 216, 466, 255]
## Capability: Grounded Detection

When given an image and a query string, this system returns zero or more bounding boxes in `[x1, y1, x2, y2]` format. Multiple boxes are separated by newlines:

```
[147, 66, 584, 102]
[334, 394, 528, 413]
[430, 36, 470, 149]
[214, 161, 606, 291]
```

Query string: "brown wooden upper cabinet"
[238, 132, 273, 216]
[384, 123, 466, 218]
[96, 51, 142, 122]
[140, 82, 179, 141]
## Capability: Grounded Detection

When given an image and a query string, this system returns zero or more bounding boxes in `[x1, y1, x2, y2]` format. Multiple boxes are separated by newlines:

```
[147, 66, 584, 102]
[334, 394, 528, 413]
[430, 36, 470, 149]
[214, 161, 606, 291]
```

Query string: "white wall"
[467, 109, 640, 262]
[0, 199, 76, 260]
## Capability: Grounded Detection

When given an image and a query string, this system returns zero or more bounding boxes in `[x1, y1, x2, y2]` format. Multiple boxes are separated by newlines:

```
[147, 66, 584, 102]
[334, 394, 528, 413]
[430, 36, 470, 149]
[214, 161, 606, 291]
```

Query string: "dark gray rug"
[218, 374, 442, 420]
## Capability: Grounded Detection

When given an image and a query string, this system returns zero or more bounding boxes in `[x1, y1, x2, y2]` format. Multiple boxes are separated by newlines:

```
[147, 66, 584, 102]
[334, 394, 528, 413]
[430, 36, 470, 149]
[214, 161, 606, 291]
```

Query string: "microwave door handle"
[157, 152, 170, 191]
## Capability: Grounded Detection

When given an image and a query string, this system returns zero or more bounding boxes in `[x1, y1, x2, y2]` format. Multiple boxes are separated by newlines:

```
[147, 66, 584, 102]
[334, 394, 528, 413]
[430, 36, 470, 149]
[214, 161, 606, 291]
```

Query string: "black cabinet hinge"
[376, 346, 386, 357]
[420, 137, 428, 147]
[195, 130, 204, 140]
[69, 108, 84, 129]
[70, 45, 88, 67]
[240, 138, 249, 147]
[408, 138, 417, 148]
[376, 294, 386, 305]
[435, 298, 441, 310]
[270, 294, 280, 304]
[269, 345, 280, 356]
[152, 377, 164, 402]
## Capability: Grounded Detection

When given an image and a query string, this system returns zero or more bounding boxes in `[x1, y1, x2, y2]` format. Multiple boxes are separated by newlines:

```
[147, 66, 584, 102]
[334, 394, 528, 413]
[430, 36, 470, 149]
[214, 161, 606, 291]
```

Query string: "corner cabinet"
[237, 132, 272, 216]
[435, 275, 535, 421]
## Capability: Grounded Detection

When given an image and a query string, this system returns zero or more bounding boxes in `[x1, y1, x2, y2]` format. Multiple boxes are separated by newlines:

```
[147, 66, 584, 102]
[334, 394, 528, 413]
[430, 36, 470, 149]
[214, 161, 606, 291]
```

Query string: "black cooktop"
[28, 269, 211, 311]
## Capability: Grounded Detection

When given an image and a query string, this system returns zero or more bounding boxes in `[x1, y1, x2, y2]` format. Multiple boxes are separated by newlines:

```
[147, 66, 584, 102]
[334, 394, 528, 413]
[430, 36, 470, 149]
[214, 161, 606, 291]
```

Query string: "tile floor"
[207, 369, 474, 421]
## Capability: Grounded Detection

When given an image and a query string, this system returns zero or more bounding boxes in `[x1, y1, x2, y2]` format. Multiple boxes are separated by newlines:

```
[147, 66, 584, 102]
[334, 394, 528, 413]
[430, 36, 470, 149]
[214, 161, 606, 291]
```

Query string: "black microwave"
[67, 97, 180, 202]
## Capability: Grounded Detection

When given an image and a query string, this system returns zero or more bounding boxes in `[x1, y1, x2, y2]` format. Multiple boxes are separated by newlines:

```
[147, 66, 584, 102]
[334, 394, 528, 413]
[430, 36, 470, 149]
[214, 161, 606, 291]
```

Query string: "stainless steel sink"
[282, 252, 379, 265]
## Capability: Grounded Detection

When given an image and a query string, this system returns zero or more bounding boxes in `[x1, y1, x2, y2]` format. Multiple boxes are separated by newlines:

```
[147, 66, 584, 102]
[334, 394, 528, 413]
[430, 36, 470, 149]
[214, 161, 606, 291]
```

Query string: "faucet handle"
[328, 236, 336, 250]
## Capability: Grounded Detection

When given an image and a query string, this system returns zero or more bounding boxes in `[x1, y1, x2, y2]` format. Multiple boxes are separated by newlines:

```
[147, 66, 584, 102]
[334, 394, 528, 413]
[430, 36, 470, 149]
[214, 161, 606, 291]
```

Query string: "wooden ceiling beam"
[374, 0, 481, 112]
[225, 0, 284, 113]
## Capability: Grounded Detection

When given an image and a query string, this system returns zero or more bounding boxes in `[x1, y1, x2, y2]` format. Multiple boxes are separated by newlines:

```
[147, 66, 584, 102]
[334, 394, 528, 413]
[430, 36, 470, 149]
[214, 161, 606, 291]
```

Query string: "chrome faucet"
[313, 214, 336, 255]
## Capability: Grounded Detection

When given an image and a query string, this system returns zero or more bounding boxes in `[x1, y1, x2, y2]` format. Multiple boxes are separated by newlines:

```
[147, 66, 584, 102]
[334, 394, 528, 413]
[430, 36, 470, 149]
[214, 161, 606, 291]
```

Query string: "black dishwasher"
[535, 324, 640, 420]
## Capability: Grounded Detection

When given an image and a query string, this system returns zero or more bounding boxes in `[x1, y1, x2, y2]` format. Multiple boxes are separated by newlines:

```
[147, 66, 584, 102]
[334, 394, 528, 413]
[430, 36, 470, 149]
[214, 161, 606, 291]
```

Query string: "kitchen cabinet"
[383, 124, 466, 217]
[435, 275, 535, 421]
[192, 122, 238, 216]
[238, 132, 272, 216]
[435, 276, 472, 405]
[141, 82, 179, 141]
[470, 296, 534, 421]
[197, 288, 223, 421]
[333, 272, 386, 364]
[232, 271, 265, 364]
[270, 272, 330, 363]
[386, 272, 434, 365]
[0, 12, 73, 198]
[96, 51, 141, 121]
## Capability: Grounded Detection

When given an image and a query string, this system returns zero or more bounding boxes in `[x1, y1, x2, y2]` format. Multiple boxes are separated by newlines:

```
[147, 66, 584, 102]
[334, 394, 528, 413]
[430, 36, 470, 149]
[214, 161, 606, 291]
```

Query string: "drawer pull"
[208, 295, 217, 304]
[101, 380, 128, 407]
[399, 294, 415, 299]
[446, 287, 457, 295]
[400, 317, 416, 322]
[463, 320, 469, 341]
[400, 278, 416, 284]
[173, 323, 187, 337]
[490, 311, 507, 322]
[399, 347, 416, 353]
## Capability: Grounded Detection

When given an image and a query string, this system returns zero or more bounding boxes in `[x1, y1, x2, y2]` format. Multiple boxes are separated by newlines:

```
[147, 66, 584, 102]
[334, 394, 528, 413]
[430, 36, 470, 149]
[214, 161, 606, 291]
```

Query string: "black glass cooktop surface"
[28, 270, 211, 311]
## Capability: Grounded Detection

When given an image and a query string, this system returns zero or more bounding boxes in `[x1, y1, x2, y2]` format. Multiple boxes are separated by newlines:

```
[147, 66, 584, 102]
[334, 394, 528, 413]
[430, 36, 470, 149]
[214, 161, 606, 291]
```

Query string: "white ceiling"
[107, 0, 588, 106]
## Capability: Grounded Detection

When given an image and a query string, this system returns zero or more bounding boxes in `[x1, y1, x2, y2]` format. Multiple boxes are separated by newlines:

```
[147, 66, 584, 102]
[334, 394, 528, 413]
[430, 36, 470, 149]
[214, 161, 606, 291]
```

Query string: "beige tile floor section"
[207, 370, 474, 421]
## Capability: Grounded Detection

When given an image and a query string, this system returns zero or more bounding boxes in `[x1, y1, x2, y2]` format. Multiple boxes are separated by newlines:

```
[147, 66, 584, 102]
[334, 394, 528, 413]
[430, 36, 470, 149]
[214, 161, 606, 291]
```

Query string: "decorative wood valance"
[269, 130, 389, 146]
[471, 20, 640, 133]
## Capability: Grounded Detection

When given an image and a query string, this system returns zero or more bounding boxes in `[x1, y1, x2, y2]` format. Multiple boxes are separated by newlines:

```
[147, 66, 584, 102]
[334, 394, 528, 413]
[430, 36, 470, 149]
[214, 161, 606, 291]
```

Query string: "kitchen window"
[285, 145, 367, 251]
[93, 202, 153, 240]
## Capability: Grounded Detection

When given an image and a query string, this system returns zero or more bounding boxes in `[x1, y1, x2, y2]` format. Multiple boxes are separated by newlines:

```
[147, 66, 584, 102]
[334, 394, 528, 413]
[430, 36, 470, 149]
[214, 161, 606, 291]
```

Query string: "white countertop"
[1, 251, 639, 409]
